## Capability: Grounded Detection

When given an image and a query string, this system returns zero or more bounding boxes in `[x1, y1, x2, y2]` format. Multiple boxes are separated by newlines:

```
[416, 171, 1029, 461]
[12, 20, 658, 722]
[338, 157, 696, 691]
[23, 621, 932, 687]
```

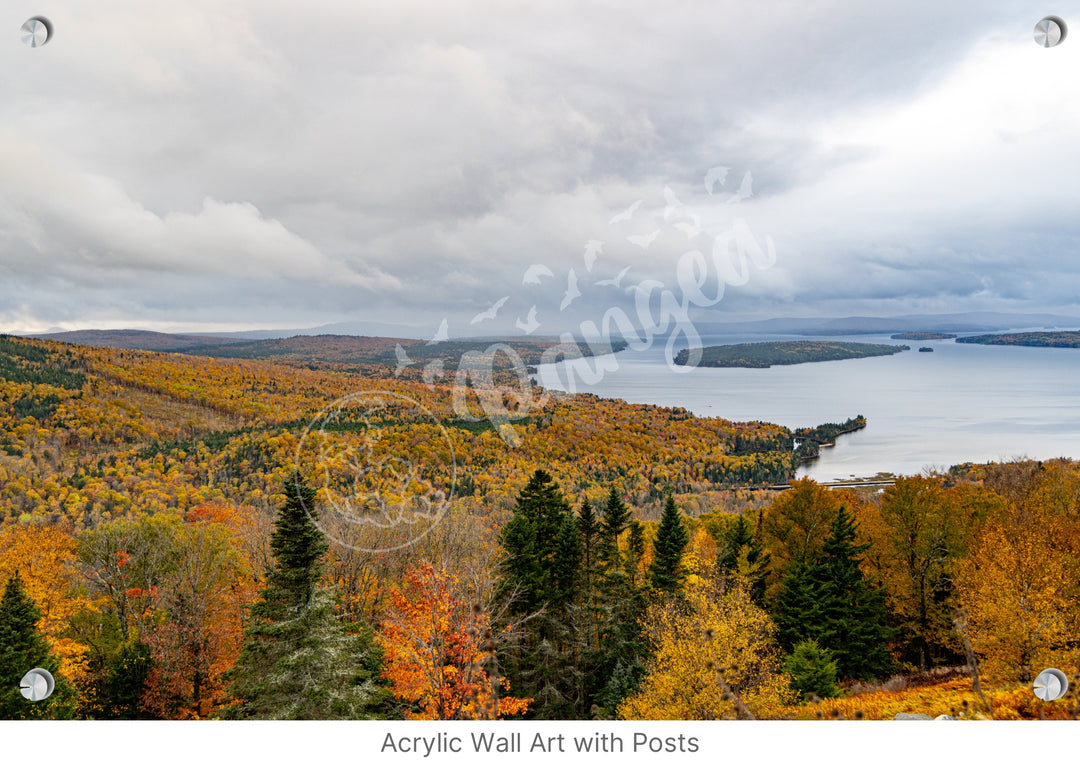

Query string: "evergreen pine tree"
[784, 639, 839, 701]
[771, 507, 895, 681]
[649, 494, 689, 594]
[219, 478, 387, 719]
[715, 513, 770, 604]
[553, 511, 582, 606]
[499, 469, 575, 615]
[0, 571, 75, 719]
[771, 556, 823, 651]
[264, 479, 330, 609]
[599, 487, 631, 571]
[576, 500, 602, 653]
[497, 470, 582, 719]
[590, 489, 646, 715]
[816, 507, 895, 680]
[578, 500, 601, 579]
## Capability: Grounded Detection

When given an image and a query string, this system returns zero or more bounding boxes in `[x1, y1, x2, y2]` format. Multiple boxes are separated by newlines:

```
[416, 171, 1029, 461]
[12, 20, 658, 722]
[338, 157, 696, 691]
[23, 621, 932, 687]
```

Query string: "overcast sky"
[1, 1, 1078, 336]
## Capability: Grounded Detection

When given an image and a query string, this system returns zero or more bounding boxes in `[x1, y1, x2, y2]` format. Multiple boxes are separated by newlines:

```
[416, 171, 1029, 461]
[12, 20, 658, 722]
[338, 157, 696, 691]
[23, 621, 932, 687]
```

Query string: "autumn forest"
[1, 333, 1079, 720]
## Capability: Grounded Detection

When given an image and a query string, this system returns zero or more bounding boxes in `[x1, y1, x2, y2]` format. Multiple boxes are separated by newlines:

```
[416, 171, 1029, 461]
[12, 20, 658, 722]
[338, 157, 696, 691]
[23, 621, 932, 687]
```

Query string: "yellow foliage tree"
[955, 513, 1080, 683]
[619, 573, 795, 720]
[0, 521, 95, 684]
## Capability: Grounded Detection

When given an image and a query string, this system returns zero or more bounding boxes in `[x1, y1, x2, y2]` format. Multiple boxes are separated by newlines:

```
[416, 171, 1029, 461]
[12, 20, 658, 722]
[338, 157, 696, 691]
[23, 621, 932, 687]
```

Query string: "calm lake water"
[535, 333, 1080, 482]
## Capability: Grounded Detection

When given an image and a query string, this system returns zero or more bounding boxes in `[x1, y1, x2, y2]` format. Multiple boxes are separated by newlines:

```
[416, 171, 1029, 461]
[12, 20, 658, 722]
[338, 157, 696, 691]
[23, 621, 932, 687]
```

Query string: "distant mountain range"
[11, 311, 1080, 352]
[21, 329, 251, 350]
[10, 329, 622, 371]
[693, 312, 1080, 336]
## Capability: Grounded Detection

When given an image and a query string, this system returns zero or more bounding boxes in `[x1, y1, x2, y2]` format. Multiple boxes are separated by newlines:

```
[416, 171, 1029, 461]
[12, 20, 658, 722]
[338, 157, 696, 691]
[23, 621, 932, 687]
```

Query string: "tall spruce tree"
[498, 470, 582, 719]
[772, 557, 824, 651]
[577, 500, 602, 653]
[500, 469, 575, 615]
[219, 478, 386, 719]
[771, 506, 895, 680]
[0, 571, 75, 719]
[599, 487, 632, 570]
[649, 494, 690, 594]
[816, 506, 895, 680]
[590, 489, 646, 715]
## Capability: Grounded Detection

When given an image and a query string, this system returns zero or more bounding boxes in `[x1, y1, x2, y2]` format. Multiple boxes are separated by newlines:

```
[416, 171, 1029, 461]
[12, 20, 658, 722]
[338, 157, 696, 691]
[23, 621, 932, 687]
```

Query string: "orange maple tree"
[139, 511, 255, 719]
[379, 561, 529, 719]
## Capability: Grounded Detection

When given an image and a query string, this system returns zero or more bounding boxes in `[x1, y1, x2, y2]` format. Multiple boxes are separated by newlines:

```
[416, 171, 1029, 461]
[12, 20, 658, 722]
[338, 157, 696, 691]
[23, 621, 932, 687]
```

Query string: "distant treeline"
[890, 332, 955, 341]
[956, 331, 1080, 348]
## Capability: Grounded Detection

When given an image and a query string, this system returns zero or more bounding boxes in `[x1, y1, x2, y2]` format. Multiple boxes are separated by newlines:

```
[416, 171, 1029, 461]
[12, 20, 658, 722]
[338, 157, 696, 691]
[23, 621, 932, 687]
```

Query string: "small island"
[674, 340, 909, 369]
[956, 331, 1080, 348]
[891, 332, 956, 341]
[919, 346, 934, 353]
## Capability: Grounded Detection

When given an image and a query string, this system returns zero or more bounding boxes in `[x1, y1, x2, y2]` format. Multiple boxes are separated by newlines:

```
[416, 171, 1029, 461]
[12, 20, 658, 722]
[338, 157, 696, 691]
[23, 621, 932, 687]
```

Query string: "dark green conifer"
[816, 507, 895, 680]
[500, 469, 574, 614]
[785, 639, 840, 701]
[498, 470, 581, 719]
[599, 487, 631, 570]
[772, 556, 823, 651]
[649, 494, 689, 594]
[772, 507, 895, 681]
[0, 571, 75, 719]
[220, 477, 387, 719]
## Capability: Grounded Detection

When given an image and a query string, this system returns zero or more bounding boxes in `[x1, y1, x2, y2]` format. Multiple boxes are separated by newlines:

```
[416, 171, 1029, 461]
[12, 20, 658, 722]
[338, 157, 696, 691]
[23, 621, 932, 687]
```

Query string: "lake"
[534, 333, 1080, 482]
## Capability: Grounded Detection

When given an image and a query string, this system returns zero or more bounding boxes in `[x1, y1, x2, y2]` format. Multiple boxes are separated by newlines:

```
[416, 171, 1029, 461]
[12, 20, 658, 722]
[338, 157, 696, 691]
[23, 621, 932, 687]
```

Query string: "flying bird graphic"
[515, 306, 540, 335]
[583, 240, 604, 271]
[626, 230, 660, 249]
[427, 318, 449, 344]
[663, 187, 684, 221]
[704, 165, 731, 195]
[522, 264, 555, 285]
[595, 266, 630, 288]
[470, 296, 510, 325]
[422, 359, 445, 387]
[727, 171, 753, 203]
[560, 269, 581, 311]
[393, 344, 414, 377]
[609, 200, 642, 224]
[663, 186, 701, 236]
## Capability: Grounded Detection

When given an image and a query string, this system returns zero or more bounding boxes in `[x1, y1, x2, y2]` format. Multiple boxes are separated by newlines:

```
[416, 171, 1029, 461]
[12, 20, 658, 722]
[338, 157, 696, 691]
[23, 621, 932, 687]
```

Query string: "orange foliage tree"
[139, 507, 256, 719]
[379, 561, 529, 719]
[0, 521, 94, 684]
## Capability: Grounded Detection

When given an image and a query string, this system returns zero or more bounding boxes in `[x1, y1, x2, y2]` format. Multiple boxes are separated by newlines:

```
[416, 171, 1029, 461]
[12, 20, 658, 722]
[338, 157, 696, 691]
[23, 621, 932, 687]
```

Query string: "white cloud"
[0, 1, 1077, 330]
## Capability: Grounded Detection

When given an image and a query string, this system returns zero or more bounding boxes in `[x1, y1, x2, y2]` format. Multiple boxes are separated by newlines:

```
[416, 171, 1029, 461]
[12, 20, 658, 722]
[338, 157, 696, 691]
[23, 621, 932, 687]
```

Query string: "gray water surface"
[535, 333, 1080, 482]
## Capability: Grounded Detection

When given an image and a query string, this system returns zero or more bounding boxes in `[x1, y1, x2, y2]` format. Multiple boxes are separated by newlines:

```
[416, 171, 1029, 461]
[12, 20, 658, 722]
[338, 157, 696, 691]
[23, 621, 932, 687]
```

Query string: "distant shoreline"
[956, 331, 1080, 348]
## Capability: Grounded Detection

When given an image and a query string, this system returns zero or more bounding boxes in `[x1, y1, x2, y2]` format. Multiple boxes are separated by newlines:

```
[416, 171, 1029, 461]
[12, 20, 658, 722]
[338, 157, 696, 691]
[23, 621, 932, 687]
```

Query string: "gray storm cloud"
[0, 0, 1077, 332]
